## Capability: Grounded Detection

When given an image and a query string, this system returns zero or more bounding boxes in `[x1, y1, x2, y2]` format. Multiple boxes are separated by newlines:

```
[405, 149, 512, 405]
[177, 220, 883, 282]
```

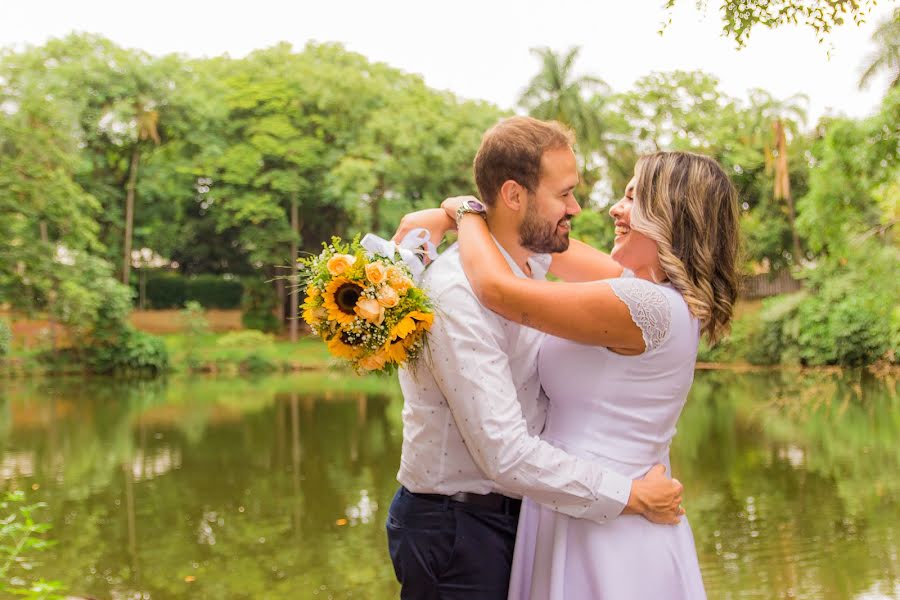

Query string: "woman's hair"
[631, 151, 741, 343]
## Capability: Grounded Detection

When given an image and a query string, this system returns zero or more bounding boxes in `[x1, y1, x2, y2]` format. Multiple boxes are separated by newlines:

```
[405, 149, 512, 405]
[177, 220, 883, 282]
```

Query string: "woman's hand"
[440, 195, 475, 222]
[391, 208, 455, 251]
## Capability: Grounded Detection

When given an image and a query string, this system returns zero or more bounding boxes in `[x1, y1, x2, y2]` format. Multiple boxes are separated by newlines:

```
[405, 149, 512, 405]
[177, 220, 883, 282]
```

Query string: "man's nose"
[567, 195, 582, 216]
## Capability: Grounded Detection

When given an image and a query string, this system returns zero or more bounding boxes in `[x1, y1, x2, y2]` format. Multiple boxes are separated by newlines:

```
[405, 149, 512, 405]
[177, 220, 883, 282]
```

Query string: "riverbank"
[1, 332, 336, 378]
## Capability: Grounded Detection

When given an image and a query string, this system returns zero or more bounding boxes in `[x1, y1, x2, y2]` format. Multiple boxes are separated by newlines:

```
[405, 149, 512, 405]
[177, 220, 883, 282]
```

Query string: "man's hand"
[622, 464, 685, 525]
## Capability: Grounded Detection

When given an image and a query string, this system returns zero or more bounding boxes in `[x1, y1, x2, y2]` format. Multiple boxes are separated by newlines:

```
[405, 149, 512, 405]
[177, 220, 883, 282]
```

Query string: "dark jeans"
[386, 486, 519, 600]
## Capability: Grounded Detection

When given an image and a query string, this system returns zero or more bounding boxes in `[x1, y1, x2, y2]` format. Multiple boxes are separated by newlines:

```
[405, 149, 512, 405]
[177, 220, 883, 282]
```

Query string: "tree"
[519, 47, 612, 199]
[665, 0, 879, 47]
[858, 8, 900, 91]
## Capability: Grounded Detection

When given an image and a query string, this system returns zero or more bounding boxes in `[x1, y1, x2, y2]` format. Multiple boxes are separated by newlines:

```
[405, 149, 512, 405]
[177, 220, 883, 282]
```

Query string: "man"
[387, 116, 684, 599]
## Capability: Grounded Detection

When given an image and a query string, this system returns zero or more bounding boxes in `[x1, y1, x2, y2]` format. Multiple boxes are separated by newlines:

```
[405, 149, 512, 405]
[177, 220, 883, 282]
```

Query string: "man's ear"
[499, 180, 525, 212]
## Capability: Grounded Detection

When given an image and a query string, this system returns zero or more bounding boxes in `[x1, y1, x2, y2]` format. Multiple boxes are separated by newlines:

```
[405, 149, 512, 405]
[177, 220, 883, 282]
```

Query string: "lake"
[0, 369, 897, 599]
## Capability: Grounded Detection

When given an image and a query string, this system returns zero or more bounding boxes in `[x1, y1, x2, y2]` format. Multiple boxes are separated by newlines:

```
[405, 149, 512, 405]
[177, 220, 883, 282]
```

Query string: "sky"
[1, 0, 897, 124]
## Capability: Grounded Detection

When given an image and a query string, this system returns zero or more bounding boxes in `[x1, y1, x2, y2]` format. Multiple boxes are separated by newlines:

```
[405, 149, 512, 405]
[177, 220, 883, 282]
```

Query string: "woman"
[400, 150, 739, 598]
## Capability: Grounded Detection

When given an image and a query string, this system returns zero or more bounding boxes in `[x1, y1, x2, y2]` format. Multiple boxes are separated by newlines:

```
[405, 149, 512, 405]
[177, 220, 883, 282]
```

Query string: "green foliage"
[715, 243, 898, 366]
[570, 208, 615, 253]
[144, 272, 188, 309]
[215, 330, 275, 348]
[665, 0, 878, 47]
[797, 88, 899, 256]
[186, 275, 243, 309]
[0, 319, 10, 357]
[85, 328, 169, 375]
[241, 278, 281, 333]
[143, 273, 244, 309]
[239, 353, 279, 373]
[0, 491, 66, 600]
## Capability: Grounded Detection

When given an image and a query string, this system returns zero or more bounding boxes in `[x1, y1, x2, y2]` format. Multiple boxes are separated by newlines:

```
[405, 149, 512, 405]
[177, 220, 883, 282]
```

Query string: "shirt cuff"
[581, 470, 632, 524]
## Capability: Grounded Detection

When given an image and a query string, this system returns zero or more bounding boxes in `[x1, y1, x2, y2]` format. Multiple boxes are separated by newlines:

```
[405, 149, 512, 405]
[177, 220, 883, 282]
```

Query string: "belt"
[407, 488, 522, 516]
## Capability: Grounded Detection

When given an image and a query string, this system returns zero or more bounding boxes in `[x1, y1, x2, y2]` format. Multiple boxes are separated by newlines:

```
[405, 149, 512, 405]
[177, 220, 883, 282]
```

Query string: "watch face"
[464, 199, 486, 213]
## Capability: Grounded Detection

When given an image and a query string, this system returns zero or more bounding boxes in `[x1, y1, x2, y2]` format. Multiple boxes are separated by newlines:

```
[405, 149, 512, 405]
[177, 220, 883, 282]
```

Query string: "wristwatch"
[455, 198, 487, 225]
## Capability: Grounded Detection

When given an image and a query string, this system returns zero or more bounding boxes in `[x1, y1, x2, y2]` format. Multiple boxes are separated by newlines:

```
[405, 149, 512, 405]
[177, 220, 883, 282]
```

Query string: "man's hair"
[473, 116, 575, 207]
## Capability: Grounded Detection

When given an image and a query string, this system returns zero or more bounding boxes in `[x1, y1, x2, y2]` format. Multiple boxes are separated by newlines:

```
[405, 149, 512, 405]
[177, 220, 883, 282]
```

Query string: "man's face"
[518, 146, 582, 254]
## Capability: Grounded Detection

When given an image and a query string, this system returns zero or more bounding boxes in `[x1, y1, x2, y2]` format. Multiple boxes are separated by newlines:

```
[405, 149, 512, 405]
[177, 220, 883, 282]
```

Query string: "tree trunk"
[289, 194, 300, 342]
[122, 146, 141, 285]
[275, 278, 286, 325]
[772, 120, 803, 264]
[40, 221, 57, 351]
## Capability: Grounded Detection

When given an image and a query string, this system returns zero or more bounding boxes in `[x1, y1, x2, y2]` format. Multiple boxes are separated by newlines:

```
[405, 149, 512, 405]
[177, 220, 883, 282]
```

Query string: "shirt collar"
[491, 235, 551, 281]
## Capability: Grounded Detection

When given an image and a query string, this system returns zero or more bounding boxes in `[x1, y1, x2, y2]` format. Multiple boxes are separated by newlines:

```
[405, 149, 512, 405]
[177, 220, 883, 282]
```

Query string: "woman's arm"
[549, 239, 625, 282]
[456, 214, 647, 353]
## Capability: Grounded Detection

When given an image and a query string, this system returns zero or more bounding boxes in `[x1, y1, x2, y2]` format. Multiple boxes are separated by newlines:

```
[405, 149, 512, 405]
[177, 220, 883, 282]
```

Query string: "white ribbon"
[360, 228, 438, 282]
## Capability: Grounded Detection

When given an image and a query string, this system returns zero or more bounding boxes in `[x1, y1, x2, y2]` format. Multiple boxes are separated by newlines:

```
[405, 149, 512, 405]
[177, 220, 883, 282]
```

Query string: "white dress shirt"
[397, 240, 632, 524]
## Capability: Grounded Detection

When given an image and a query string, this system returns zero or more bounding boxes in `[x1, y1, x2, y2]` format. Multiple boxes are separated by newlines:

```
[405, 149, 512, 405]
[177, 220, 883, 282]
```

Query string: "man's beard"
[519, 201, 571, 254]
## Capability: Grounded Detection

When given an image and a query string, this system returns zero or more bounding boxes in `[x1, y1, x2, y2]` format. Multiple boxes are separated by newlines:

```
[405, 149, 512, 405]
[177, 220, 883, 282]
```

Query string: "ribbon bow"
[360, 228, 438, 282]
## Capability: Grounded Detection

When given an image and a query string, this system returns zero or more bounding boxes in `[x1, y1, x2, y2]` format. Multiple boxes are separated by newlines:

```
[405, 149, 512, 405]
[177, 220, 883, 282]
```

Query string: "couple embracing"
[386, 116, 740, 599]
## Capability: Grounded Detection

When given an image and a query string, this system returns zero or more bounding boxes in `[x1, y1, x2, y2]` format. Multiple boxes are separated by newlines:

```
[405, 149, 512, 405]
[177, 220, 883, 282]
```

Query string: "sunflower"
[390, 310, 435, 340]
[328, 333, 362, 360]
[323, 278, 364, 326]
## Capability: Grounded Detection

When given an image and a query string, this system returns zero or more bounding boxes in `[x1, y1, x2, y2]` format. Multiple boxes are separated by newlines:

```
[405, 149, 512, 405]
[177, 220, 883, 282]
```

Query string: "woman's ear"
[499, 180, 525, 212]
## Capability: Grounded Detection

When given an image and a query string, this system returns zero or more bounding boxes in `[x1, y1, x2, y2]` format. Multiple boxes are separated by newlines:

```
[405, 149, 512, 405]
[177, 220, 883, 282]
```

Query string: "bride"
[401, 149, 739, 599]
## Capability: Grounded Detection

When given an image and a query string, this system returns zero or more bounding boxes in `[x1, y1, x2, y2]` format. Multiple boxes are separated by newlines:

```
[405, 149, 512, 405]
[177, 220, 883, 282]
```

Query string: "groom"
[387, 116, 684, 599]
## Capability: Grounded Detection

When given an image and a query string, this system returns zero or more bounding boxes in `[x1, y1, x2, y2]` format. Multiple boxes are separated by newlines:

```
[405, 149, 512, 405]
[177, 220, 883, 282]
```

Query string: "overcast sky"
[1, 0, 897, 124]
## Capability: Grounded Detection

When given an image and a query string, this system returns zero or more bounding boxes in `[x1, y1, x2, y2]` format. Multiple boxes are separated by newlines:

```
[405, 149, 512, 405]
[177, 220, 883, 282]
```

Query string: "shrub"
[239, 353, 278, 373]
[186, 275, 243, 309]
[86, 328, 169, 375]
[241, 278, 281, 333]
[739, 242, 897, 367]
[216, 330, 274, 348]
[143, 272, 244, 309]
[0, 320, 11, 357]
[144, 272, 188, 309]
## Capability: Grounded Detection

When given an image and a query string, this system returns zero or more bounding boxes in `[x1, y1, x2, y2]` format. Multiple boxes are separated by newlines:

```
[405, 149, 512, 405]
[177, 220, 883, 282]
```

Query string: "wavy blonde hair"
[630, 151, 741, 343]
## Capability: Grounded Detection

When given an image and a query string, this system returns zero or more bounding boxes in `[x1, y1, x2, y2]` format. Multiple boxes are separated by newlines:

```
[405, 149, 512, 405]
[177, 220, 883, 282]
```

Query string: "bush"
[737, 242, 897, 367]
[143, 272, 244, 309]
[241, 278, 281, 333]
[86, 328, 169, 375]
[0, 320, 10, 357]
[144, 272, 188, 309]
[239, 353, 278, 373]
[186, 275, 243, 309]
[216, 330, 274, 348]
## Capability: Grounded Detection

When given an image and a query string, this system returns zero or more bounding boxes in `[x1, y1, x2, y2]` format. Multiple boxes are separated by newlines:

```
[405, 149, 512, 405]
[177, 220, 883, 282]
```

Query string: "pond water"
[0, 369, 897, 599]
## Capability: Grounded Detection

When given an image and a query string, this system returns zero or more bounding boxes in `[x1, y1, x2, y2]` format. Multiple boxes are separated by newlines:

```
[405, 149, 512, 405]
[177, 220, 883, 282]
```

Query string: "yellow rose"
[327, 254, 357, 276]
[354, 297, 385, 325]
[302, 306, 328, 326]
[358, 350, 388, 371]
[306, 285, 320, 298]
[386, 266, 405, 285]
[365, 261, 388, 285]
[376, 285, 400, 308]
[392, 276, 413, 295]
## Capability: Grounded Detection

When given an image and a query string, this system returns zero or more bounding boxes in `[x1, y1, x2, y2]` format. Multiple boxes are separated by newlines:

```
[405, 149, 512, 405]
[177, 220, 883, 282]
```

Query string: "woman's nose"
[609, 199, 623, 219]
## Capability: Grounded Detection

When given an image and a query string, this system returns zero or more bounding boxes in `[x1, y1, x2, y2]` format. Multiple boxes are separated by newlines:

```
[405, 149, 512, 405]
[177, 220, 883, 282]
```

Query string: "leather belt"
[407, 488, 522, 516]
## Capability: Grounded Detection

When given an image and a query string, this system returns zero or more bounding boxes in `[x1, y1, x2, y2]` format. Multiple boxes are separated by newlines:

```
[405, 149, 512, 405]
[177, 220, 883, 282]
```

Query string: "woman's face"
[608, 176, 663, 280]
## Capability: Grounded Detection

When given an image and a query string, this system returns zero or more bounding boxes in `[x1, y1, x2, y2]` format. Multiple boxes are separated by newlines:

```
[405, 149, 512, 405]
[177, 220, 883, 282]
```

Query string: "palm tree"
[519, 46, 608, 146]
[745, 90, 809, 264]
[858, 8, 900, 91]
[519, 47, 611, 198]
[122, 102, 160, 285]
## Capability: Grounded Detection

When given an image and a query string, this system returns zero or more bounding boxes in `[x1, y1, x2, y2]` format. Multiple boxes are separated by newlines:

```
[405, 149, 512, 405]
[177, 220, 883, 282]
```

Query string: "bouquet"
[299, 232, 436, 374]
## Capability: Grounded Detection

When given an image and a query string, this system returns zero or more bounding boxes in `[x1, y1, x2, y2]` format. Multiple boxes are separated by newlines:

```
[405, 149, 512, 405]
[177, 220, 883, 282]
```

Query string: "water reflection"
[0, 370, 897, 599]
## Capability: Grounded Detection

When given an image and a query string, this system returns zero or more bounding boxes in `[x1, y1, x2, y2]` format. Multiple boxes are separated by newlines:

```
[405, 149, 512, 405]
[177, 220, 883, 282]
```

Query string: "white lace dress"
[507, 277, 707, 600]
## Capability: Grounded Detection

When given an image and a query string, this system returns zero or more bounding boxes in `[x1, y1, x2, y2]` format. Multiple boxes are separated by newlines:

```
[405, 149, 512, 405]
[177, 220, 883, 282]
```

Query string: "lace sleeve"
[606, 278, 672, 351]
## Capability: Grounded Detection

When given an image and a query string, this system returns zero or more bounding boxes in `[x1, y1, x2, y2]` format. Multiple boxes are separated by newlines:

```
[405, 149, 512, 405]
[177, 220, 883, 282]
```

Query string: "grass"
[164, 332, 336, 374]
